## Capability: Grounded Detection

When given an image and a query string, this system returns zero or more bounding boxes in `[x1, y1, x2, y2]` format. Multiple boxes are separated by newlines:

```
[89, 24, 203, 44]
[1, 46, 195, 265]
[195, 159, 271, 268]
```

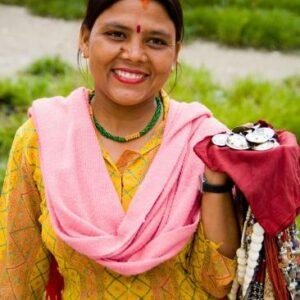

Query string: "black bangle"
[200, 175, 233, 193]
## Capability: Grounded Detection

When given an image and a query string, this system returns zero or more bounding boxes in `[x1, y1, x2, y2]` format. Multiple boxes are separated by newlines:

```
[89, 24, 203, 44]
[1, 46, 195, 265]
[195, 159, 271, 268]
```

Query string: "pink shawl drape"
[29, 88, 226, 275]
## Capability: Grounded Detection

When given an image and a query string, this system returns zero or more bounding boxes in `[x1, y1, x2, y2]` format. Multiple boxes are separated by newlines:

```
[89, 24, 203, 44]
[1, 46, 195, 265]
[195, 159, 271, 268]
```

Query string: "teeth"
[115, 70, 144, 80]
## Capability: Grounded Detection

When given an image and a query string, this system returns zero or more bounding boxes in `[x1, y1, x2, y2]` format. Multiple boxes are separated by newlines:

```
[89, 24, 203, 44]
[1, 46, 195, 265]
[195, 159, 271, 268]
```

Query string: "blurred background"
[0, 0, 300, 188]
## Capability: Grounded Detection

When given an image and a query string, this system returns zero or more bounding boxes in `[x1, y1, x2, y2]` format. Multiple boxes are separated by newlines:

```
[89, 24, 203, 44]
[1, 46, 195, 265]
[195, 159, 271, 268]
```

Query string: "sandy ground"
[1, 4, 300, 85]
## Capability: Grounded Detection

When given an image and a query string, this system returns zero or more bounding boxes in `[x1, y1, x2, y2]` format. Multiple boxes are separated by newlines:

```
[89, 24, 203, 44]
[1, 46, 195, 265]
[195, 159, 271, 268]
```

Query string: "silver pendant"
[212, 133, 228, 147]
[251, 138, 279, 151]
[211, 125, 280, 151]
[226, 134, 250, 150]
[246, 127, 275, 144]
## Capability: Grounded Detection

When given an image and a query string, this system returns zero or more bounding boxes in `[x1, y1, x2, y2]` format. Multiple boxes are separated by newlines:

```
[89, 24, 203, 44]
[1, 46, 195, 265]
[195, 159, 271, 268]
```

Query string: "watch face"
[226, 134, 250, 150]
[212, 133, 228, 147]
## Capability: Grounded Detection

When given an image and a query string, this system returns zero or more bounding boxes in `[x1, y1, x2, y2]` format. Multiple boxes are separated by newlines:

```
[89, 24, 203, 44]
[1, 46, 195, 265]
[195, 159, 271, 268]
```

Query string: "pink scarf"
[29, 88, 225, 275]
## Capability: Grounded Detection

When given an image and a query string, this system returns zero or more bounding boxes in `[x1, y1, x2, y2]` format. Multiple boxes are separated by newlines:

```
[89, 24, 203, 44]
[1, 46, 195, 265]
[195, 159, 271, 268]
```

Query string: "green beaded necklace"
[89, 93, 163, 143]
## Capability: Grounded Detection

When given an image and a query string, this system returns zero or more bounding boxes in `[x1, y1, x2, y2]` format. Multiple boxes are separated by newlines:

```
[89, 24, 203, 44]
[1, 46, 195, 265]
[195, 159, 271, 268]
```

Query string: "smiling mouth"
[112, 69, 148, 84]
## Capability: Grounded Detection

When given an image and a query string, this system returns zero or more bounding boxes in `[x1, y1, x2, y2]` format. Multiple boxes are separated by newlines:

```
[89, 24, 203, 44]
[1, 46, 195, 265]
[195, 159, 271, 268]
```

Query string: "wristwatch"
[200, 175, 233, 193]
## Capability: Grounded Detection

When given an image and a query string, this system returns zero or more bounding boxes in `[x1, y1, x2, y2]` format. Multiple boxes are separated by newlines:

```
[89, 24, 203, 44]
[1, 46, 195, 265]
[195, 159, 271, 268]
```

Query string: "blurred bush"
[25, 55, 73, 76]
[183, 0, 300, 13]
[184, 7, 300, 50]
[0, 0, 85, 19]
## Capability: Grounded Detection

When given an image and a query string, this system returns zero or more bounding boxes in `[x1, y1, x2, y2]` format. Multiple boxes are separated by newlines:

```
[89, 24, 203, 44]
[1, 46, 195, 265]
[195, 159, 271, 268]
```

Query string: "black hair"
[81, 0, 184, 42]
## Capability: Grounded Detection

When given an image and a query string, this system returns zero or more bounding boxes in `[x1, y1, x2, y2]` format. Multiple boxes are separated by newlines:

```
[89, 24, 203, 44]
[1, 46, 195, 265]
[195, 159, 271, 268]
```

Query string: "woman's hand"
[203, 167, 229, 185]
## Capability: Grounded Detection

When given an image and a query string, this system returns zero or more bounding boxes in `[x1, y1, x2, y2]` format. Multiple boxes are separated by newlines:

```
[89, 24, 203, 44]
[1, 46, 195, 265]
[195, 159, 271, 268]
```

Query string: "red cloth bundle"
[194, 130, 300, 236]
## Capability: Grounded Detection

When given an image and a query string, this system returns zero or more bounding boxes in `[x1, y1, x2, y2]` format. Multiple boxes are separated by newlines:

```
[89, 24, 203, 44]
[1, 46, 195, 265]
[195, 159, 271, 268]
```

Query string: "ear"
[173, 42, 181, 66]
[79, 25, 91, 59]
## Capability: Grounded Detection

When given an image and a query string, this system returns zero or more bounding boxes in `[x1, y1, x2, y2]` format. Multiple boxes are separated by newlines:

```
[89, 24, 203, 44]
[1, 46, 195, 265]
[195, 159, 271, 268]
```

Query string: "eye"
[146, 38, 168, 48]
[105, 31, 126, 41]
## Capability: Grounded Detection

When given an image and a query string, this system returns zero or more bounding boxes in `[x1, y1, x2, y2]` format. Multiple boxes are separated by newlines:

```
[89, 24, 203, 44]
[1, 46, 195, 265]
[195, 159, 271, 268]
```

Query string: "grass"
[184, 7, 300, 50]
[0, 56, 300, 187]
[183, 0, 300, 13]
[0, 0, 85, 19]
[1, 0, 300, 50]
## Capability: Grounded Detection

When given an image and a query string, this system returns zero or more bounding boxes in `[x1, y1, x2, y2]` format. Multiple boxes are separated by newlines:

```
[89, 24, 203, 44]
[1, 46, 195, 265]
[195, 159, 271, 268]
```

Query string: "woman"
[0, 0, 240, 299]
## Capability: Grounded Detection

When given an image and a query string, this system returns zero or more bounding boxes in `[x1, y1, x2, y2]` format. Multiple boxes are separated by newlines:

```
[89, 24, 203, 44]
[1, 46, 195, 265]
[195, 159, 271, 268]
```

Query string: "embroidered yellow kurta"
[0, 96, 236, 299]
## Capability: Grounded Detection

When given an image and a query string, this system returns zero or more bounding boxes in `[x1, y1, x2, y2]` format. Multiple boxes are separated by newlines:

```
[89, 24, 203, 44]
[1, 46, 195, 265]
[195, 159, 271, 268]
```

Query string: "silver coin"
[212, 133, 228, 147]
[252, 139, 280, 151]
[226, 134, 250, 150]
[246, 127, 275, 144]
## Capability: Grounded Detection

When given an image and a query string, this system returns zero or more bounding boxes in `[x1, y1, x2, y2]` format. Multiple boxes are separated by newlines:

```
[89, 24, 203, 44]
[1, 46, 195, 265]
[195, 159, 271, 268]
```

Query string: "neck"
[91, 92, 159, 137]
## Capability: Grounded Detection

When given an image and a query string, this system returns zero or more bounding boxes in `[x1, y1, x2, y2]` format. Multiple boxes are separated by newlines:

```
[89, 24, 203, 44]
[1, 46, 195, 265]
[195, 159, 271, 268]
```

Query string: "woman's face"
[80, 0, 180, 106]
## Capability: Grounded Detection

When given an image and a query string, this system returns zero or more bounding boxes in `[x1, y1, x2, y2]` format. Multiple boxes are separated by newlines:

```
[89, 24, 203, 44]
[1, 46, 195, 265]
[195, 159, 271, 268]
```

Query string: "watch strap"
[200, 175, 233, 193]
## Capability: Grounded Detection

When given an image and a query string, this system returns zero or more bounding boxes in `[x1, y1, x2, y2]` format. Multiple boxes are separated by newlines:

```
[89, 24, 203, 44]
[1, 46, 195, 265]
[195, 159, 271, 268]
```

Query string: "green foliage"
[25, 55, 73, 76]
[0, 79, 30, 108]
[0, 0, 25, 4]
[0, 57, 77, 110]
[184, 7, 300, 50]
[182, 0, 300, 14]
[0, 0, 85, 19]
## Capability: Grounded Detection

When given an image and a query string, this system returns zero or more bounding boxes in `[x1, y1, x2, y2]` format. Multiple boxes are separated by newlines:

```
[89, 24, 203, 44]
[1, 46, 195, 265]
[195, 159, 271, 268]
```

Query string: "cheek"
[151, 49, 176, 73]
[152, 56, 173, 77]
[88, 38, 120, 66]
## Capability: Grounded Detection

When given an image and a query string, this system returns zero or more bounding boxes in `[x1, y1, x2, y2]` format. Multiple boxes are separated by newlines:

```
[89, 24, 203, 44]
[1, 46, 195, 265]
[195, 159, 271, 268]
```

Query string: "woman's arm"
[0, 121, 51, 298]
[201, 167, 240, 259]
[185, 168, 239, 298]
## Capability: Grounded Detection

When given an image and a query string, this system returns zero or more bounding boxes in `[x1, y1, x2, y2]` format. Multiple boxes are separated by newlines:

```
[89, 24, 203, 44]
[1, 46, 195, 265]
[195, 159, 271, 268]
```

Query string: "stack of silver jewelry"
[212, 124, 279, 151]
[219, 124, 300, 299]
[277, 224, 300, 300]
[229, 208, 300, 300]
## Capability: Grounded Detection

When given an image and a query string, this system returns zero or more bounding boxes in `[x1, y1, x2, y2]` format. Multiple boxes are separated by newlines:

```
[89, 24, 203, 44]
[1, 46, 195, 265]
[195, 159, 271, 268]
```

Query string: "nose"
[120, 38, 147, 63]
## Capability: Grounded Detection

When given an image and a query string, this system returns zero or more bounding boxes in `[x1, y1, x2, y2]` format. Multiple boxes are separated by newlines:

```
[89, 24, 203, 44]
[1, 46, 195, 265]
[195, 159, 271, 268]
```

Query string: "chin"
[110, 91, 150, 107]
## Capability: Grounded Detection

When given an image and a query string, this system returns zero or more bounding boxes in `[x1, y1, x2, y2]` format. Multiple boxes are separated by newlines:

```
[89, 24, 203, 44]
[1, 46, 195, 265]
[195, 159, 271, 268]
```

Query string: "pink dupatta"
[29, 88, 226, 275]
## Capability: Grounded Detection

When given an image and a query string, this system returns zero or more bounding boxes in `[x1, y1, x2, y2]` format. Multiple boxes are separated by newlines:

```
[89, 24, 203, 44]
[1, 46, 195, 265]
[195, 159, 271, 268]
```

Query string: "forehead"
[95, 0, 175, 34]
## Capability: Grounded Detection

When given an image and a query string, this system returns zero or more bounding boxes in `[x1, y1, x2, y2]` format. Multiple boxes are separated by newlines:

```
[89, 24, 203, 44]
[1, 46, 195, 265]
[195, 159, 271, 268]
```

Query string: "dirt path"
[1, 4, 300, 85]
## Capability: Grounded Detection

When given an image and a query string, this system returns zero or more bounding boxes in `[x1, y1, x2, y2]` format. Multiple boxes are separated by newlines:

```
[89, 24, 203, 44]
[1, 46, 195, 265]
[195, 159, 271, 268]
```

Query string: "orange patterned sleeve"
[0, 120, 51, 299]
[188, 223, 237, 299]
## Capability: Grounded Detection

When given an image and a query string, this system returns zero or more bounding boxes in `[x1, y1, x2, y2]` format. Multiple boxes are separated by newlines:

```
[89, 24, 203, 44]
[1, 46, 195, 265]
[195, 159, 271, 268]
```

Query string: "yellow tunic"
[0, 95, 236, 299]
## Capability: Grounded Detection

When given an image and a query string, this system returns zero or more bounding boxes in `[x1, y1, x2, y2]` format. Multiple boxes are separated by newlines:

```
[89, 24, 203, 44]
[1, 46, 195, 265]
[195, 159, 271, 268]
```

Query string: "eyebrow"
[103, 22, 130, 31]
[103, 22, 173, 40]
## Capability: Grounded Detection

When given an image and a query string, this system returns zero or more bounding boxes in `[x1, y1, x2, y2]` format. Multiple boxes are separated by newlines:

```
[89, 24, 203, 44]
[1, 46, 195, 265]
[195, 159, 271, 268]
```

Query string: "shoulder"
[14, 118, 39, 165]
[29, 87, 89, 127]
[167, 98, 227, 138]
[169, 99, 213, 118]
[30, 87, 88, 109]
[15, 118, 37, 144]
[169, 98, 225, 127]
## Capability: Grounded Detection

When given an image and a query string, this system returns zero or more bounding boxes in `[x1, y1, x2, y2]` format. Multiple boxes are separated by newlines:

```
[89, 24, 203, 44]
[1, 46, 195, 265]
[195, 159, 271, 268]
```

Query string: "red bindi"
[141, 0, 149, 9]
[137, 25, 141, 34]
